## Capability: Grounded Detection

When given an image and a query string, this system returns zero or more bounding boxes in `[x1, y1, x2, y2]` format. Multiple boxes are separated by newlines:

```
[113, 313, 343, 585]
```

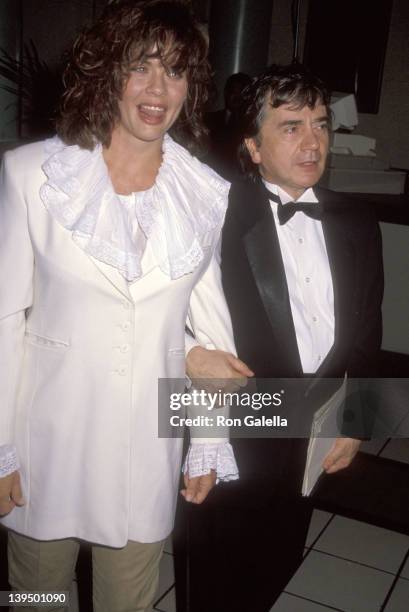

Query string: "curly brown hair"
[57, 0, 211, 153]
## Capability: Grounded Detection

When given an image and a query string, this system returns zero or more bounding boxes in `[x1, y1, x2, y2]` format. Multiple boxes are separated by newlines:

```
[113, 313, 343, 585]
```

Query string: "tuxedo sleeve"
[0, 151, 34, 447]
[348, 215, 384, 376]
[342, 214, 384, 439]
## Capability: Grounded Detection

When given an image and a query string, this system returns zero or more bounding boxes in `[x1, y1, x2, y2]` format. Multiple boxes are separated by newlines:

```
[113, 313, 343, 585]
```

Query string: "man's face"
[114, 53, 188, 149]
[245, 99, 330, 199]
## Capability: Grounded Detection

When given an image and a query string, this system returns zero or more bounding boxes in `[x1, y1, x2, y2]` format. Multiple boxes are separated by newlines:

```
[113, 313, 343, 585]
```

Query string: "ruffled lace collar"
[39, 134, 229, 281]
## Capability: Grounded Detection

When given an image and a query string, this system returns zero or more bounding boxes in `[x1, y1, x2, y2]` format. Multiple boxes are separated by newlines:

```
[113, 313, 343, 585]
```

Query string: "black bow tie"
[261, 184, 323, 225]
[277, 200, 323, 225]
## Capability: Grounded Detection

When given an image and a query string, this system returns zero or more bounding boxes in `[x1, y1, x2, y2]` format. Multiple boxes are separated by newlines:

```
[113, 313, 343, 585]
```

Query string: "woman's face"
[114, 51, 188, 149]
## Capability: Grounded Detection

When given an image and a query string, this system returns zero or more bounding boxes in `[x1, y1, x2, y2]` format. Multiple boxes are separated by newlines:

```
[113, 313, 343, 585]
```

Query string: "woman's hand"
[0, 471, 25, 516]
[180, 470, 217, 504]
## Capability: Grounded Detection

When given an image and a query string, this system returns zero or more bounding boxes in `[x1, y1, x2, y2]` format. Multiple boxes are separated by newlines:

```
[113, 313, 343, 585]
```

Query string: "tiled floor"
[61, 439, 409, 611]
[152, 440, 409, 612]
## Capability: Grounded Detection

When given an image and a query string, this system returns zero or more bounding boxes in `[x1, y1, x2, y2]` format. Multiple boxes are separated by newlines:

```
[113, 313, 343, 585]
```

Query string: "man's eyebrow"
[276, 116, 330, 128]
[313, 115, 330, 123]
[277, 119, 303, 128]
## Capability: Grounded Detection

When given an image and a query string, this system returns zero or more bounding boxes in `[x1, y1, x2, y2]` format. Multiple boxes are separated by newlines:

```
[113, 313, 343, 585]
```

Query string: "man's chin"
[296, 169, 325, 190]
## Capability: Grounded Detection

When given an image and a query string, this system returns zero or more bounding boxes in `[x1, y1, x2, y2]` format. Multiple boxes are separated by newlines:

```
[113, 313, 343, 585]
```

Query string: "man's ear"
[245, 138, 261, 165]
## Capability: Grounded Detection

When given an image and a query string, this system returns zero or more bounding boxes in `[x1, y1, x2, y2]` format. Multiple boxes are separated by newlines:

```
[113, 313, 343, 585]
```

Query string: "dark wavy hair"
[56, 0, 211, 153]
[238, 64, 331, 180]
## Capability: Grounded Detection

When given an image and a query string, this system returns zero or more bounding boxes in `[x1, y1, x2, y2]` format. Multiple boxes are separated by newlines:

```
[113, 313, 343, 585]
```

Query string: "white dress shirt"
[264, 181, 335, 373]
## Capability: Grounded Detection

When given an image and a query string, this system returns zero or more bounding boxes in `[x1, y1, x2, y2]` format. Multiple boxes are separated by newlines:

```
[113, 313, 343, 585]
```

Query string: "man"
[176, 64, 383, 612]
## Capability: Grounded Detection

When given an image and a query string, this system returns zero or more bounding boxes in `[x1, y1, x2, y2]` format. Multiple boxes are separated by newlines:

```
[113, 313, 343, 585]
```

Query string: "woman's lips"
[138, 104, 166, 125]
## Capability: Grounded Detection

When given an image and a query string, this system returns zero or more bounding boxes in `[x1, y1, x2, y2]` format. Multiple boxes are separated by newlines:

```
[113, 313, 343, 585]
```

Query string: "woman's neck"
[103, 129, 163, 195]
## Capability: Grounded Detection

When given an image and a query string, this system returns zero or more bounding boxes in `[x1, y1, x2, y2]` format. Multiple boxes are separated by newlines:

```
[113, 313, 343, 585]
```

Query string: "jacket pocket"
[168, 348, 185, 357]
[24, 330, 70, 350]
[167, 348, 186, 379]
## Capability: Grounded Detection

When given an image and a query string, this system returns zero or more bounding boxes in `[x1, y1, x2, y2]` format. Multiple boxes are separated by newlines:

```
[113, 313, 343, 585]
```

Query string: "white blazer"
[0, 141, 235, 546]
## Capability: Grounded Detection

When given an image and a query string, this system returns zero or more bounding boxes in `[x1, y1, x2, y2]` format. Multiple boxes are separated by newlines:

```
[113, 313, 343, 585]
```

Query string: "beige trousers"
[7, 530, 165, 612]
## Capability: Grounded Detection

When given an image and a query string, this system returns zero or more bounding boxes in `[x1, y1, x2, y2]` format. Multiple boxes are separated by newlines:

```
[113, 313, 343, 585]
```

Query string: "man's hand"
[0, 471, 25, 516]
[186, 346, 254, 392]
[180, 471, 217, 504]
[322, 438, 361, 474]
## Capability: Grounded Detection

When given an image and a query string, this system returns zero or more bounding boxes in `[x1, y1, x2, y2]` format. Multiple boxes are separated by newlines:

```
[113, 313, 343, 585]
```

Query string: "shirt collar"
[262, 180, 318, 205]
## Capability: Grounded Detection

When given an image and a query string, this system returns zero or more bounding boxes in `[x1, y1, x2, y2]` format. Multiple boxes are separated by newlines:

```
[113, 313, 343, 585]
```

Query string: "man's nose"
[146, 68, 166, 95]
[301, 126, 319, 150]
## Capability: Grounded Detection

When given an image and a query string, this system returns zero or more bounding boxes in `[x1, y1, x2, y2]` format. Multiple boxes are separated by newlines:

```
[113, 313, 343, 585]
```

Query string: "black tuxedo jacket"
[221, 179, 384, 481]
[222, 178, 383, 378]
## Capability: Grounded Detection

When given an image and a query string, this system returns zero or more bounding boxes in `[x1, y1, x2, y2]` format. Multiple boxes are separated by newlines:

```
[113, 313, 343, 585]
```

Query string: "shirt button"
[305, 277, 311, 283]
[312, 316, 318, 322]
[122, 300, 131, 310]
[318, 355, 322, 361]
[122, 322, 131, 331]
[118, 366, 127, 376]
[298, 238, 304, 244]
[120, 344, 130, 353]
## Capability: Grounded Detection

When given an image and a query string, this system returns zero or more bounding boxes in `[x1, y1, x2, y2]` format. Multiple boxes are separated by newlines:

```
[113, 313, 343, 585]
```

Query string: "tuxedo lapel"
[241, 182, 302, 372]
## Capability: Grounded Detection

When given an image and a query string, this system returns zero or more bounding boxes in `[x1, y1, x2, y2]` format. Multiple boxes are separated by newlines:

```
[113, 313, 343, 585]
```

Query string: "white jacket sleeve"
[187, 241, 236, 357]
[184, 239, 239, 481]
[0, 151, 34, 449]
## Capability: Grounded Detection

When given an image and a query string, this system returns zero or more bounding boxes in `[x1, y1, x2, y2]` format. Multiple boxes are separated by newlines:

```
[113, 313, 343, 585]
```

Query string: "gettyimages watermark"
[169, 387, 284, 410]
[157, 377, 409, 439]
[168, 387, 286, 429]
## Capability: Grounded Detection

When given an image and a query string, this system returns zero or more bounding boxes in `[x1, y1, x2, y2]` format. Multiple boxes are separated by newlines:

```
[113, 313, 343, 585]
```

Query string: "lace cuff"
[0, 445, 19, 478]
[183, 442, 239, 483]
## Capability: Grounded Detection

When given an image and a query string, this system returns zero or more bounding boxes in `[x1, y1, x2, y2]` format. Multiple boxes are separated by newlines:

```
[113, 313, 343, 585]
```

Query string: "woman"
[0, 1, 250, 609]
